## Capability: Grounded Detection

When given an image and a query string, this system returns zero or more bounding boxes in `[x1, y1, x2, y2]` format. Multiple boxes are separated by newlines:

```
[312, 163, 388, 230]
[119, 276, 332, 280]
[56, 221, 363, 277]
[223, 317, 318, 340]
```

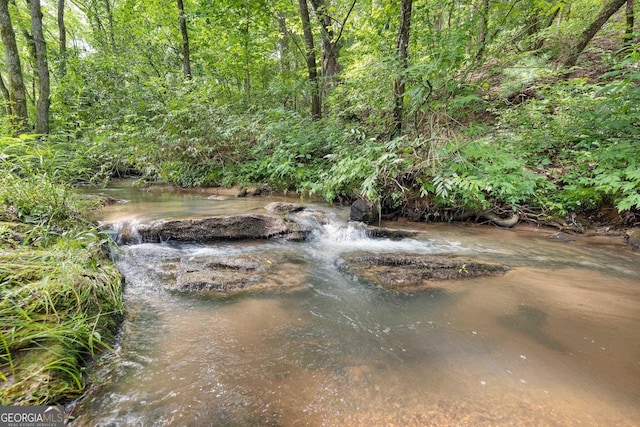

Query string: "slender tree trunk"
[243, 6, 251, 107]
[298, 0, 321, 120]
[58, 0, 66, 75]
[309, 0, 339, 80]
[104, 0, 115, 49]
[277, 15, 291, 108]
[625, 0, 634, 47]
[393, 0, 412, 137]
[277, 15, 289, 74]
[475, 0, 490, 61]
[0, 0, 29, 132]
[22, 27, 37, 105]
[564, 0, 628, 67]
[30, 0, 50, 133]
[309, 0, 356, 90]
[176, 0, 191, 79]
[520, 5, 561, 51]
[534, 7, 561, 50]
[0, 71, 12, 115]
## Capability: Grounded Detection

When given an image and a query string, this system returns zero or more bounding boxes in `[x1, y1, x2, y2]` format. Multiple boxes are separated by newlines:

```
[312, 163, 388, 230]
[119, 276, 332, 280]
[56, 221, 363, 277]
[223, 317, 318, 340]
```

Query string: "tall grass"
[0, 135, 123, 404]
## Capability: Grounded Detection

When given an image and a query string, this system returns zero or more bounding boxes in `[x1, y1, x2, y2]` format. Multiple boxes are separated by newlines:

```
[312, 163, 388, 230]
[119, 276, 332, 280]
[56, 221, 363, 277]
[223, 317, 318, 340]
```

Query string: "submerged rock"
[294, 209, 330, 226]
[173, 253, 308, 294]
[626, 229, 640, 251]
[338, 253, 509, 291]
[264, 202, 306, 214]
[359, 224, 417, 239]
[135, 214, 310, 243]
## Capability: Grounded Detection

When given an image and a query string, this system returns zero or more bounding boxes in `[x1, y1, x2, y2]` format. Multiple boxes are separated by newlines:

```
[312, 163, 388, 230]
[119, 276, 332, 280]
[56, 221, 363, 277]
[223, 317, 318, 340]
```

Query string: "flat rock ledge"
[173, 253, 308, 295]
[114, 208, 418, 245]
[338, 253, 509, 291]
[133, 214, 310, 243]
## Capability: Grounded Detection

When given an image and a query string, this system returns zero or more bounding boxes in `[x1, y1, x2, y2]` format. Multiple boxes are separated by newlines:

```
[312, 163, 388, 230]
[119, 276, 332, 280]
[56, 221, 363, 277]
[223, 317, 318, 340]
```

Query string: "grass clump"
[0, 166, 123, 405]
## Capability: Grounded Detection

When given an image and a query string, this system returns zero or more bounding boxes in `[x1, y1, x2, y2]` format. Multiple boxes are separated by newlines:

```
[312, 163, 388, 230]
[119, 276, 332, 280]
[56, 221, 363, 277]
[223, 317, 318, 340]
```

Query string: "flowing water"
[70, 183, 640, 426]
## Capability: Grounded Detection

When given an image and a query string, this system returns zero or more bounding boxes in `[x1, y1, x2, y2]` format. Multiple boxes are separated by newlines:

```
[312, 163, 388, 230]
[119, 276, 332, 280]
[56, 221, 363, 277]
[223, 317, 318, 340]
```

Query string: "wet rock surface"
[174, 253, 309, 294]
[110, 208, 416, 246]
[626, 229, 640, 251]
[264, 202, 306, 214]
[338, 253, 509, 291]
[349, 199, 379, 224]
[358, 224, 417, 239]
[135, 214, 310, 243]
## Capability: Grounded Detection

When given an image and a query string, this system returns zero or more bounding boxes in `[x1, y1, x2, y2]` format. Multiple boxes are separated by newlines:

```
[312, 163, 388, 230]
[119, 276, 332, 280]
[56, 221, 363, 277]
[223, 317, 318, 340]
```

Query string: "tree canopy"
[0, 0, 639, 225]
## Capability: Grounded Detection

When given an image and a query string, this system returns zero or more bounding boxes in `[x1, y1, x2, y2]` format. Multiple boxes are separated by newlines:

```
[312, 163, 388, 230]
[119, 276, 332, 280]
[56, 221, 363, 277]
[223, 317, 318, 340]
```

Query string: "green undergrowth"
[82, 58, 639, 229]
[21, 52, 638, 229]
[0, 164, 123, 405]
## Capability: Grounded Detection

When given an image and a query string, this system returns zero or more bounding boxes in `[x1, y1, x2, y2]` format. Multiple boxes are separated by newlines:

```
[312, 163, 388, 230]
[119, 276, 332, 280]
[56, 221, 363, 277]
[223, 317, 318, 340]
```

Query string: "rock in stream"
[173, 253, 309, 295]
[110, 206, 510, 296]
[134, 214, 310, 243]
[338, 253, 509, 292]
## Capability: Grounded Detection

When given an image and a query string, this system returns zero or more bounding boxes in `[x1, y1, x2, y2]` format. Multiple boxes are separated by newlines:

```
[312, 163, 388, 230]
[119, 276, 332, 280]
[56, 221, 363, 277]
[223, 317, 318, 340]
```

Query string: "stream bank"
[0, 216, 123, 405]
[212, 185, 640, 251]
[0, 168, 126, 406]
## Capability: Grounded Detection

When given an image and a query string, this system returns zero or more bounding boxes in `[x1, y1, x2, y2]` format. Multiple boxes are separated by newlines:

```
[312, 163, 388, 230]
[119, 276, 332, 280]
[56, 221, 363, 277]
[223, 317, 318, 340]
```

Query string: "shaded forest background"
[1, 0, 640, 229]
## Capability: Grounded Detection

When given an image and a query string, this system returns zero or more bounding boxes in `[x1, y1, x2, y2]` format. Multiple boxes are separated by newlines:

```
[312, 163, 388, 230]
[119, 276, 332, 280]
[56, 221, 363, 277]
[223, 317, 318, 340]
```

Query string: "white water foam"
[301, 213, 466, 259]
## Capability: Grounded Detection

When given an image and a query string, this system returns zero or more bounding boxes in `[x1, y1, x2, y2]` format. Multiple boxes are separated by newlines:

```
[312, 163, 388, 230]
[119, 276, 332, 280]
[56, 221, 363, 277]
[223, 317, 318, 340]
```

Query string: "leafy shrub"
[435, 138, 549, 211]
[494, 73, 640, 213]
[242, 113, 345, 193]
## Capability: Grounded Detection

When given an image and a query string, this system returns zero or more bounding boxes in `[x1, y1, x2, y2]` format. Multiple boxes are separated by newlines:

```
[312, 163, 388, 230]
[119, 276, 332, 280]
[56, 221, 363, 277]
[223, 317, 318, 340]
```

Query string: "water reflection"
[69, 184, 640, 426]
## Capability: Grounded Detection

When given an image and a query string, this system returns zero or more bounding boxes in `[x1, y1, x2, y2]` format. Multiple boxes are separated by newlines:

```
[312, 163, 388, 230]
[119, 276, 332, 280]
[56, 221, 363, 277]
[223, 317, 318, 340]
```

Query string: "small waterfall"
[100, 219, 145, 245]
[102, 208, 465, 258]
[289, 209, 463, 258]
[316, 220, 372, 242]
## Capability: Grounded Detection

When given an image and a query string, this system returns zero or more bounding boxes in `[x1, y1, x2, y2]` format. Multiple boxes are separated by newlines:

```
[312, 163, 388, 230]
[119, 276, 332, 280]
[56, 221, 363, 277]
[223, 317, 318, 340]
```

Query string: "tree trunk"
[58, 0, 66, 75]
[393, 0, 412, 137]
[309, 0, 356, 93]
[21, 27, 36, 105]
[475, 0, 490, 61]
[0, 0, 29, 132]
[277, 15, 289, 74]
[535, 7, 561, 50]
[30, 0, 50, 134]
[243, 5, 251, 107]
[564, 0, 628, 67]
[298, 0, 321, 120]
[176, 0, 191, 79]
[624, 0, 634, 47]
[277, 15, 292, 109]
[0, 71, 12, 115]
[104, 0, 115, 49]
[309, 0, 339, 80]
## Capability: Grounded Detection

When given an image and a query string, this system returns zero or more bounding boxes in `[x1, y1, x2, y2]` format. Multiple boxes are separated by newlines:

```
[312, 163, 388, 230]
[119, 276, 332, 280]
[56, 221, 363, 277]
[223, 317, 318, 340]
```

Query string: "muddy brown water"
[70, 183, 640, 426]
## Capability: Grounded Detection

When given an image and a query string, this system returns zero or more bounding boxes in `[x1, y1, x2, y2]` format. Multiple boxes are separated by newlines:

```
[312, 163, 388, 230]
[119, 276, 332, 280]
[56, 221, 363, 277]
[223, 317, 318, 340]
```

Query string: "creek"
[70, 182, 640, 426]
